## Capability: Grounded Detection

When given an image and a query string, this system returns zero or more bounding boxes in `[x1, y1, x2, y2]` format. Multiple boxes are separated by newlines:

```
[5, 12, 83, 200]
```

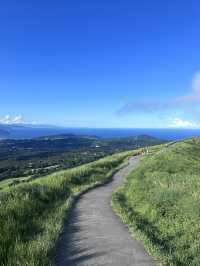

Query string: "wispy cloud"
[169, 118, 200, 128]
[118, 71, 200, 114]
[0, 115, 24, 124]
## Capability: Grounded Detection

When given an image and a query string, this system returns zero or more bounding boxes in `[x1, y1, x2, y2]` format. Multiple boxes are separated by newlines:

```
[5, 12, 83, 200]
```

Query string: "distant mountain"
[0, 123, 70, 139]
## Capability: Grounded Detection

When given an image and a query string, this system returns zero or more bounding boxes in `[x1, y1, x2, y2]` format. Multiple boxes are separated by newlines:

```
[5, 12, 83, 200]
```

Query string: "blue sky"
[1, 0, 200, 128]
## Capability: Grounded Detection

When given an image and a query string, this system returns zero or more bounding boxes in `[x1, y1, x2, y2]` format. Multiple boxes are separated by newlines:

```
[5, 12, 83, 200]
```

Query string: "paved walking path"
[56, 156, 156, 266]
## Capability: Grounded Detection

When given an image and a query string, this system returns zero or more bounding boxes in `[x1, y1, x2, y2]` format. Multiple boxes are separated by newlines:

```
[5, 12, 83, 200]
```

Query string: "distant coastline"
[1, 123, 200, 140]
[60, 128, 200, 140]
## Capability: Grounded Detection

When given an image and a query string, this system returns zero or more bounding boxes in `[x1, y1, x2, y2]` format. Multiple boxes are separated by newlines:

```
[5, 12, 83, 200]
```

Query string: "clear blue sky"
[1, 0, 200, 128]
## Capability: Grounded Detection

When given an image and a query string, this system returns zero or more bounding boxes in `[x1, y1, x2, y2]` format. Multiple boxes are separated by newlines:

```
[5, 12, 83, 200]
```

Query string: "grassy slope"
[0, 150, 135, 266]
[0, 176, 32, 191]
[112, 138, 200, 266]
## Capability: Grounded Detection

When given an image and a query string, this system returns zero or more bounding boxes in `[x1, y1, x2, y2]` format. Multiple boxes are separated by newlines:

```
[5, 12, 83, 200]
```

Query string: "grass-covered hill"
[112, 137, 200, 266]
[0, 134, 164, 185]
[0, 150, 135, 266]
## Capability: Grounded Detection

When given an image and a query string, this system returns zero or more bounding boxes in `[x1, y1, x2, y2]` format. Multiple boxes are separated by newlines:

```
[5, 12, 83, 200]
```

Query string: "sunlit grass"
[0, 150, 134, 266]
[0, 176, 32, 191]
[112, 137, 200, 266]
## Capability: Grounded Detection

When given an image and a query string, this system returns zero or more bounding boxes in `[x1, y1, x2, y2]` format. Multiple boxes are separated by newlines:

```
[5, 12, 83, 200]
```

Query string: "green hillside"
[0, 134, 164, 183]
[112, 137, 200, 266]
[0, 150, 135, 266]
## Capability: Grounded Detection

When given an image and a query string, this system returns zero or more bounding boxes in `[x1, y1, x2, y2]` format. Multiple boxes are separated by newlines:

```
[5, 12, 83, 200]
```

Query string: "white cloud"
[192, 71, 200, 95]
[170, 118, 200, 128]
[119, 71, 200, 114]
[12, 115, 24, 124]
[177, 71, 200, 103]
[0, 115, 24, 124]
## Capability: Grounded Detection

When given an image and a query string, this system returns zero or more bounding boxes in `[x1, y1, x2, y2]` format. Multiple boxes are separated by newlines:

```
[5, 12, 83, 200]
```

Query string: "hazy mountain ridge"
[0, 123, 67, 139]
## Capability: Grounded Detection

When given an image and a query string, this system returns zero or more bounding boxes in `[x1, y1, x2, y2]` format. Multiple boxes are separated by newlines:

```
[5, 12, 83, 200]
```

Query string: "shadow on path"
[55, 156, 156, 266]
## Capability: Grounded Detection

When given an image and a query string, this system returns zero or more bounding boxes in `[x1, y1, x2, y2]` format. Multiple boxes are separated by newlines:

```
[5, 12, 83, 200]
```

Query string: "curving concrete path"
[55, 156, 156, 266]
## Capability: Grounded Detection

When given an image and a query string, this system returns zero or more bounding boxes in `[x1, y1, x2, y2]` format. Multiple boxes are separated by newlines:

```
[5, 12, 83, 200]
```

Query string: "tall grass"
[0, 150, 133, 266]
[112, 137, 200, 266]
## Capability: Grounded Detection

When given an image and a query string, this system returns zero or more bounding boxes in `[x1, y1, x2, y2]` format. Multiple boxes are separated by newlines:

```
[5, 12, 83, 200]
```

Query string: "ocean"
[58, 128, 200, 141]
[3, 124, 200, 140]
